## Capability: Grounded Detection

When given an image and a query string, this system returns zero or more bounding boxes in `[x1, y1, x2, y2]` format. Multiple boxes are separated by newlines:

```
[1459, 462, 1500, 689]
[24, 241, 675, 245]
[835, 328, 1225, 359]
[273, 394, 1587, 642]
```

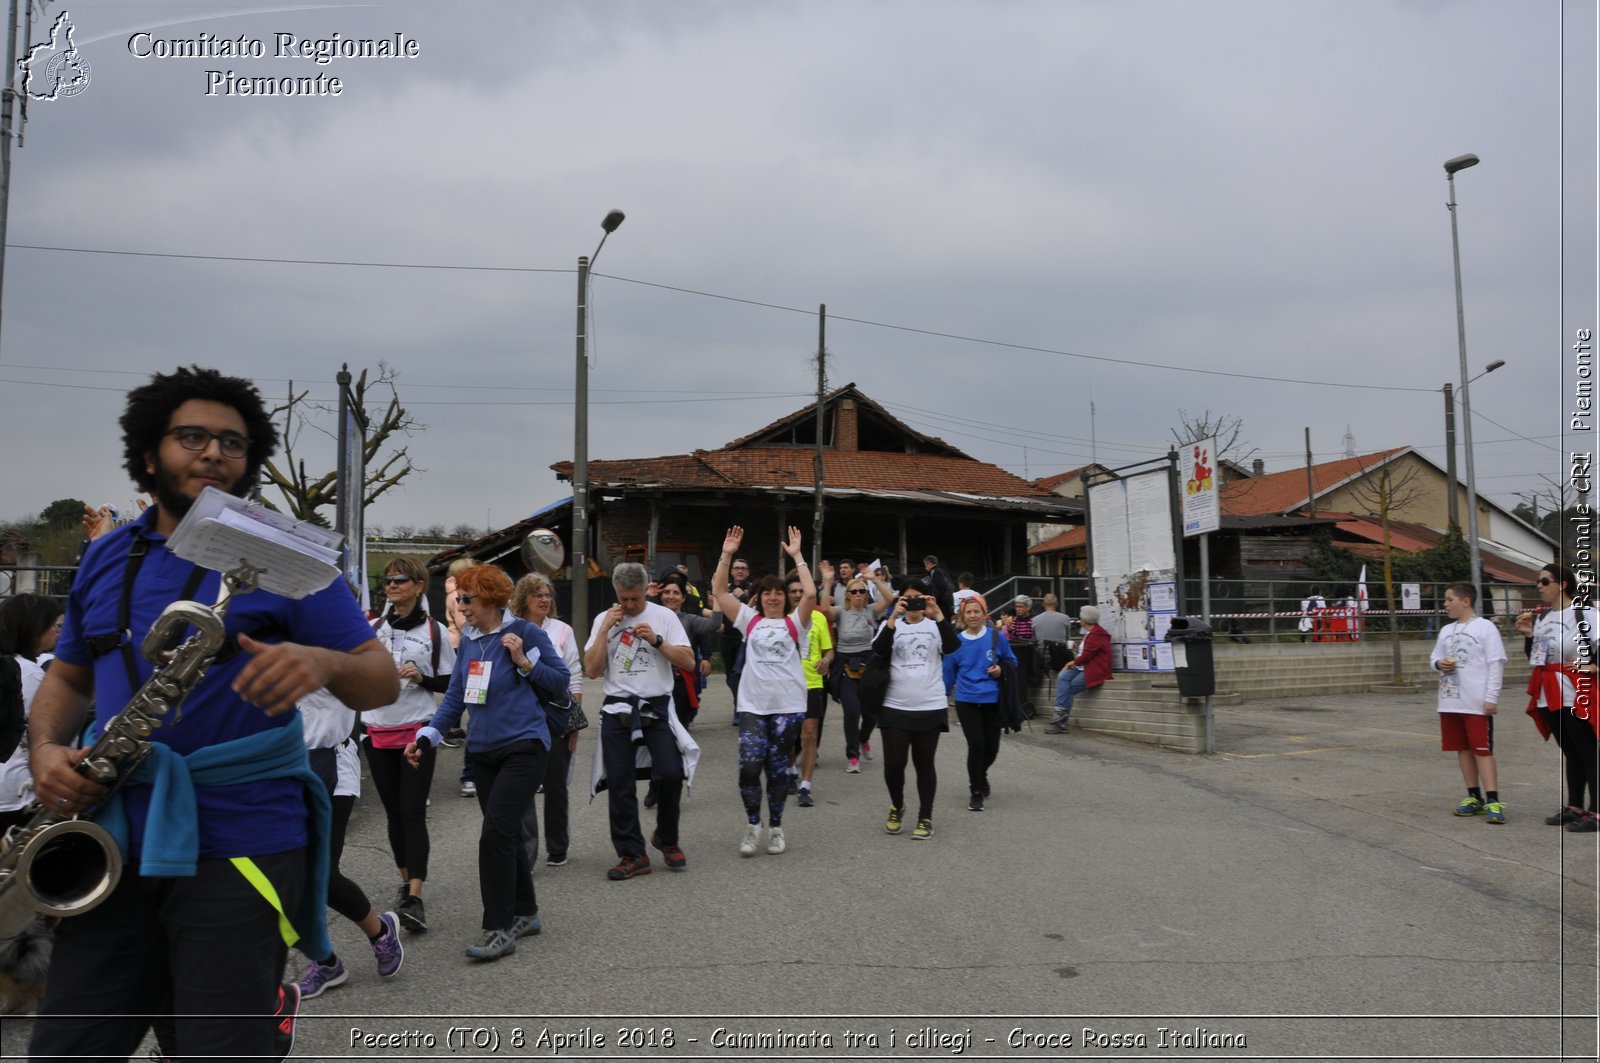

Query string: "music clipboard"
[166, 487, 344, 599]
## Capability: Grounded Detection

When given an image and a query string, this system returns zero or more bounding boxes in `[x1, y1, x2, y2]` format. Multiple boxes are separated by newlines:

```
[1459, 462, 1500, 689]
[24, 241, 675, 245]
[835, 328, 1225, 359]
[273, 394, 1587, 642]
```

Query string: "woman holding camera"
[872, 580, 958, 840]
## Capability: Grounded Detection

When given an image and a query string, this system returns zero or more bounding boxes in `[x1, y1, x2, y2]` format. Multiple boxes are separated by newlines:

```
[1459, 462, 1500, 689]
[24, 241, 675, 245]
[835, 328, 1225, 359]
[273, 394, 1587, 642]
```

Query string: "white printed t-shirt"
[1428, 616, 1506, 715]
[732, 604, 809, 716]
[882, 616, 947, 713]
[587, 601, 689, 714]
[1530, 606, 1585, 708]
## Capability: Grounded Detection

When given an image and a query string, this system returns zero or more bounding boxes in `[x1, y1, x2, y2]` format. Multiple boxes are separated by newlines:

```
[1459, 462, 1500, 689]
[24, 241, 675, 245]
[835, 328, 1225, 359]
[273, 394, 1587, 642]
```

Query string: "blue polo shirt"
[56, 509, 376, 860]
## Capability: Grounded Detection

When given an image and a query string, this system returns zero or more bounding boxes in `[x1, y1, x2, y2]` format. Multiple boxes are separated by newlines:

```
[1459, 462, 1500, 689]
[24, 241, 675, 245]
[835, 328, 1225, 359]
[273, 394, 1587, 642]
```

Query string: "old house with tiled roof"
[435, 385, 1080, 597]
[1029, 447, 1554, 587]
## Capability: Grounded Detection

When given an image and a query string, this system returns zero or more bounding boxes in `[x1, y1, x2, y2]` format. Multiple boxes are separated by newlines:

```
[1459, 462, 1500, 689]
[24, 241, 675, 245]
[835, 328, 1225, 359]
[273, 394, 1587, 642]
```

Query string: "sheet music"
[167, 487, 343, 599]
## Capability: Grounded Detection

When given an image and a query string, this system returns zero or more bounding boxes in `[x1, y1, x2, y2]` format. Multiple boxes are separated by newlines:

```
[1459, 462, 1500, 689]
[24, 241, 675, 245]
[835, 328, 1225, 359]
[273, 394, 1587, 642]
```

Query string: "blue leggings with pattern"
[739, 712, 805, 826]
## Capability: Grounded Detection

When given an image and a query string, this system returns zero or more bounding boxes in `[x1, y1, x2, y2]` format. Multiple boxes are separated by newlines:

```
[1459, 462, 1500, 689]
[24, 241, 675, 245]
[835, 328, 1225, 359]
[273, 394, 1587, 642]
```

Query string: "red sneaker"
[606, 853, 652, 880]
[650, 831, 687, 871]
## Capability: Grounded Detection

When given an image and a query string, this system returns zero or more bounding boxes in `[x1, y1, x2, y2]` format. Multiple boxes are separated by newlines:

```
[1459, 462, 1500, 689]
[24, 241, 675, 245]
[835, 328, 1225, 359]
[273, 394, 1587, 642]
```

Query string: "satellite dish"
[520, 529, 566, 576]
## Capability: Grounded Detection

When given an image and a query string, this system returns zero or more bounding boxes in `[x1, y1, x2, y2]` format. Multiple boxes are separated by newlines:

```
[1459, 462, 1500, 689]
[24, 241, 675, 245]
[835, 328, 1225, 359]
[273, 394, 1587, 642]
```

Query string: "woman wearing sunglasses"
[817, 561, 892, 772]
[406, 565, 569, 960]
[364, 558, 454, 933]
[1518, 564, 1599, 832]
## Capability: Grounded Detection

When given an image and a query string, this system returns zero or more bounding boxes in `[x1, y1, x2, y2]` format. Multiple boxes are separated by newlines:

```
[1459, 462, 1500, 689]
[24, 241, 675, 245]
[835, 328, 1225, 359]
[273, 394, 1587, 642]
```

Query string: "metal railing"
[977, 575, 1535, 643]
[0, 565, 77, 601]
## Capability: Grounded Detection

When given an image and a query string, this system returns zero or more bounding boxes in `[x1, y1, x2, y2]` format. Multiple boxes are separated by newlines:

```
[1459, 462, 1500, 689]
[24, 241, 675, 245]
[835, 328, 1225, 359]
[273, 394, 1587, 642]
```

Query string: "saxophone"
[0, 563, 262, 943]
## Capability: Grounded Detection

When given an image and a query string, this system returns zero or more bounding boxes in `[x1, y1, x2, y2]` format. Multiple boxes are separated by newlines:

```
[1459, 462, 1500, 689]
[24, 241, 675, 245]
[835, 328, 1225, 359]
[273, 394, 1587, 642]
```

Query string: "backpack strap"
[745, 613, 801, 650]
[429, 615, 441, 674]
[87, 526, 207, 690]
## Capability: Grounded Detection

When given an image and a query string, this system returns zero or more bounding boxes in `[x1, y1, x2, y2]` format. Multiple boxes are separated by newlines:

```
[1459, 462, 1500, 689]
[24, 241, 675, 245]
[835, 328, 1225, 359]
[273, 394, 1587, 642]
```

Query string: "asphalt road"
[4, 679, 1596, 1062]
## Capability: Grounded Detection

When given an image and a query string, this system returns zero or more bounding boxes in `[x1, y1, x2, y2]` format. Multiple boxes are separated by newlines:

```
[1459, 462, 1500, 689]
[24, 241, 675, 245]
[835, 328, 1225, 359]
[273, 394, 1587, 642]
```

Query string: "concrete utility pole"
[0, 0, 22, 360]
[1443, 382, 1458, 530]
[811, 304, 826, 570]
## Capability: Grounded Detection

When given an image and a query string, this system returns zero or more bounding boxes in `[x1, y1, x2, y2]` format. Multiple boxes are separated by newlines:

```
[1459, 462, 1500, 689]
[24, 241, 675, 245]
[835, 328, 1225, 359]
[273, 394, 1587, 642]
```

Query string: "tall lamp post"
[571, 209, 626, 644]
[1444, 152, 1487, 608]
[1441, 359, 1505, 534]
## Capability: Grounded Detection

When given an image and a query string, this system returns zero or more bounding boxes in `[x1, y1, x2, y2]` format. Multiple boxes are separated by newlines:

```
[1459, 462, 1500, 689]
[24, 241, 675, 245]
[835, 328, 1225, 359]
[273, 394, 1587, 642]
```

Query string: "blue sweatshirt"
[424, 611, 568, 752]
[942, 625, 1017, 704]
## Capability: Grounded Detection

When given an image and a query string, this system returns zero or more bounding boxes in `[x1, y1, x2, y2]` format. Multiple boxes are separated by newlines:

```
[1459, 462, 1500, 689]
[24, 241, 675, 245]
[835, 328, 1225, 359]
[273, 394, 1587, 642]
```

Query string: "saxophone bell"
[0, 820, 122, 942]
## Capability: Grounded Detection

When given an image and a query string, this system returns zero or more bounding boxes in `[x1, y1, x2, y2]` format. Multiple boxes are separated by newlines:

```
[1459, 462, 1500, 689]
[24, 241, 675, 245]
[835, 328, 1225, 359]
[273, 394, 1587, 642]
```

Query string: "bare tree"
[261, 362, 423, 526]
[1343, 456, 1426, 683]
[1170, 410, 1258, 467]
[451, 523, 480, 541]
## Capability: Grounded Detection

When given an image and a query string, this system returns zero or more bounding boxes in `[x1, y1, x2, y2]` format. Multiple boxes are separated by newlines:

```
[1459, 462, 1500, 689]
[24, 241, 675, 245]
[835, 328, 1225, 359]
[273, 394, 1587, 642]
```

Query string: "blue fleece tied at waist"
[91, 711, 332, 960]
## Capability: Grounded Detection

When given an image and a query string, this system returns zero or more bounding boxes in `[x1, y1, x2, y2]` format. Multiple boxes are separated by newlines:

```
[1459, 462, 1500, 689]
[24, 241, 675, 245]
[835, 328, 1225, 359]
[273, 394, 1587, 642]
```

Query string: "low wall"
[1024, 632, 1530, 754]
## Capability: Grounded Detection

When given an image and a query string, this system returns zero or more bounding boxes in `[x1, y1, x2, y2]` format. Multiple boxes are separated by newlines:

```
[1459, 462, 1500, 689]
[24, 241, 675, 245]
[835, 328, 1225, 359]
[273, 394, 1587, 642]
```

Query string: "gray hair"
[1079, 604, 1100, 625]
[612, 562, 648, 592]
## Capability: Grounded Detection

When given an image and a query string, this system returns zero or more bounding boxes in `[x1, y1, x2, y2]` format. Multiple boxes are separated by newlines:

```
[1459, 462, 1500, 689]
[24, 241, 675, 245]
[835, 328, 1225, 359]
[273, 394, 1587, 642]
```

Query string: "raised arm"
[817, 559, 840, 624]
[711, 525, 747, 622]
[782, 526, 817, 629]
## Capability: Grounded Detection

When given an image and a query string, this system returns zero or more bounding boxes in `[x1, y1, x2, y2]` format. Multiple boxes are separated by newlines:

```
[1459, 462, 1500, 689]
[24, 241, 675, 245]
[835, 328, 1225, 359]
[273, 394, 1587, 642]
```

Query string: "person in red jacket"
[1045, 605, 1111, 735]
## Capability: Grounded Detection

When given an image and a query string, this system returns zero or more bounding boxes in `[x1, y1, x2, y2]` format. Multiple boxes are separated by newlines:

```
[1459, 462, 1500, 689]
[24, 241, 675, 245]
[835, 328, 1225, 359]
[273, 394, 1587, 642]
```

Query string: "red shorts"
[1440, 712, 1494, 756]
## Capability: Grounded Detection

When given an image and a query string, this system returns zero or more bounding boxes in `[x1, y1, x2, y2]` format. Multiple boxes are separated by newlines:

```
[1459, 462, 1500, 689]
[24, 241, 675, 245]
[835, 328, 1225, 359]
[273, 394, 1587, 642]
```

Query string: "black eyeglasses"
[382, 576, 413, 586]
[457, 594, 476, 605]
[165, 425, 250, 459]
[1537, 578, 1555, 586]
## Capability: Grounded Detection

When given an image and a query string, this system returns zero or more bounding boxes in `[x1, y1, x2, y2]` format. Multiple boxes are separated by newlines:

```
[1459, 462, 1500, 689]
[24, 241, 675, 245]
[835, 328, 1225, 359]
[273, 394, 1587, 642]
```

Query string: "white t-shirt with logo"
[883, 616, 948, 712]
[733, 604, 809, 716]
[1429, 616, 1506, 715]
[1530, 606, 1586, 708]
[587, 601, 689, 711]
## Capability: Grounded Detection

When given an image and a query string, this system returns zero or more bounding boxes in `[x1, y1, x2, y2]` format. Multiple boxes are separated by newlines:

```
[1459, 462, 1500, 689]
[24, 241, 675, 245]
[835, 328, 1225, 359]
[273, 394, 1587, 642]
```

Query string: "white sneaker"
[766, 826, 786, 855]
[846, 758, 861, 773]
[459, 781, 477, 798]
[739, 823, 761, 857]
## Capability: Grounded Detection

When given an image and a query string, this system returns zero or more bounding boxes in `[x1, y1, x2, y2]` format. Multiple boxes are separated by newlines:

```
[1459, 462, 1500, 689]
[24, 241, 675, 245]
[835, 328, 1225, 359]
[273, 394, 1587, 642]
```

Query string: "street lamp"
[572, 209, 626, 644]
[1444, 152, 1485, 607]
[1441, 359, 1505, 533]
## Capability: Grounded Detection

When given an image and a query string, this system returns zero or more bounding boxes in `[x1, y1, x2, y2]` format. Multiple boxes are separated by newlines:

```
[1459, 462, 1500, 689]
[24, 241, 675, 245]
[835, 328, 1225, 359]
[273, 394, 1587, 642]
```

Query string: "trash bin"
[1165, 618, 1215, 698]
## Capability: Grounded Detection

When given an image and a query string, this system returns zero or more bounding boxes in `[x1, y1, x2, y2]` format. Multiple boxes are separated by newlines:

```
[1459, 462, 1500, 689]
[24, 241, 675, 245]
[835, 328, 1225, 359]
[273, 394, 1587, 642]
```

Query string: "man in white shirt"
[585, 563, 697, 880]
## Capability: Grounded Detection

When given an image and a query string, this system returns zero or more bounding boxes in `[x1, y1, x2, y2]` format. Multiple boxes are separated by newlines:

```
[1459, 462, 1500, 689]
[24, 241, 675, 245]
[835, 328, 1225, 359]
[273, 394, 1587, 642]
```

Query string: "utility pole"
[1303, 428, 1317, 517]
[1443, 383, 1459, 530]
[811, 304, 826, 570]
[0, 0, 22, 361]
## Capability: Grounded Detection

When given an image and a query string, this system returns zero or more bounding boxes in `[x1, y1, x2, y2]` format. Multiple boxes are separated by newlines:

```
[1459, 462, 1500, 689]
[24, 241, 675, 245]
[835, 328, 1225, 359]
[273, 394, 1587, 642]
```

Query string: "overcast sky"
[2, 0, 1593, 542]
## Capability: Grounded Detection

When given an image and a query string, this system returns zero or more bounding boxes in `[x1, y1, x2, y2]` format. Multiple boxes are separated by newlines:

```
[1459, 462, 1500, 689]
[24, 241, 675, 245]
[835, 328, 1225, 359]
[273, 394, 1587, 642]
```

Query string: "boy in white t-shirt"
[1429, 582, 1508, 823]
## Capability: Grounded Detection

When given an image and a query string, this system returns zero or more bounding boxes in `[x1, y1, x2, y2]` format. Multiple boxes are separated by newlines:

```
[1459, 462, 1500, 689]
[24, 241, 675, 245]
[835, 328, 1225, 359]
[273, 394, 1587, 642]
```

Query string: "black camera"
[903, 596, 926, 611]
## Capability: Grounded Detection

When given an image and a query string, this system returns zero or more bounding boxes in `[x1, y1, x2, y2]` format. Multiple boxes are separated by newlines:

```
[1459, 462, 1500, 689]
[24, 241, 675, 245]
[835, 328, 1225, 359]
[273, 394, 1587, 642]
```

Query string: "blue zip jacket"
[425, 611, 568, 752]
[943, 624, 1018, 703]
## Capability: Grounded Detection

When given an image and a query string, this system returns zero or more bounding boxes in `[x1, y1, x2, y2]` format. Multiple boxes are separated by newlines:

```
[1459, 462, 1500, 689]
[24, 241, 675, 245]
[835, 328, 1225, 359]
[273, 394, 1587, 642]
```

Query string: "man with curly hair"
[26, 366, 399, 1060]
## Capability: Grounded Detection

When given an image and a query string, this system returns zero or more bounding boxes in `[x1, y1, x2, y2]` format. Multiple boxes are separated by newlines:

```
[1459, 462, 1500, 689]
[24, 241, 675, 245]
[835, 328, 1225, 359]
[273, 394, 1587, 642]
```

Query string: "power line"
[11, 241, 1447, 395]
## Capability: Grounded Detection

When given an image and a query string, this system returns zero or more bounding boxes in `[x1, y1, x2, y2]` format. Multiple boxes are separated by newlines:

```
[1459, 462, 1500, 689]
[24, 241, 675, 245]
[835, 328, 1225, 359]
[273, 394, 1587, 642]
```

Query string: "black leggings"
[954, 700, 1002, 795]
[1547, 707, 1600, 812]
[366, 740, 436, 881]
[881, 726, 940, 820]
[326, 794, 368, 925]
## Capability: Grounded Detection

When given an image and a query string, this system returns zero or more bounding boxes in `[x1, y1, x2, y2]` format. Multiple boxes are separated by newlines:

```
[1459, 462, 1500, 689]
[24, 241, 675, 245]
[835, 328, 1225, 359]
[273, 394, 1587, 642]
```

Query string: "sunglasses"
[1537, 578, 1555, 586]
[382, 576, 413, 586]
[457, 594, 477, 605]
[848, 589, 867, 595]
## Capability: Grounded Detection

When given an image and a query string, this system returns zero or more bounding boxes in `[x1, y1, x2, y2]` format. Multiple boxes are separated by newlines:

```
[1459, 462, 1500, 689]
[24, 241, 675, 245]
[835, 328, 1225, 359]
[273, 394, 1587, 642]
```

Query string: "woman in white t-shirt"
[365, 558, 456, 933]
[0, 593, 63, 836]
[872, 579, 958, 841]
[1517, 563, 1598, 832]
[711, 524, 816, 858]
[512, 572, 584, 867]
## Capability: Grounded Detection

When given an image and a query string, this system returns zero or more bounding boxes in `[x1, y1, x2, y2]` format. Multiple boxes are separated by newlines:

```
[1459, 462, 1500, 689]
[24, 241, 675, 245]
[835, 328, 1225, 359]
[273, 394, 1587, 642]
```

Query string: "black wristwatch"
[652, 634, 663, 648]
